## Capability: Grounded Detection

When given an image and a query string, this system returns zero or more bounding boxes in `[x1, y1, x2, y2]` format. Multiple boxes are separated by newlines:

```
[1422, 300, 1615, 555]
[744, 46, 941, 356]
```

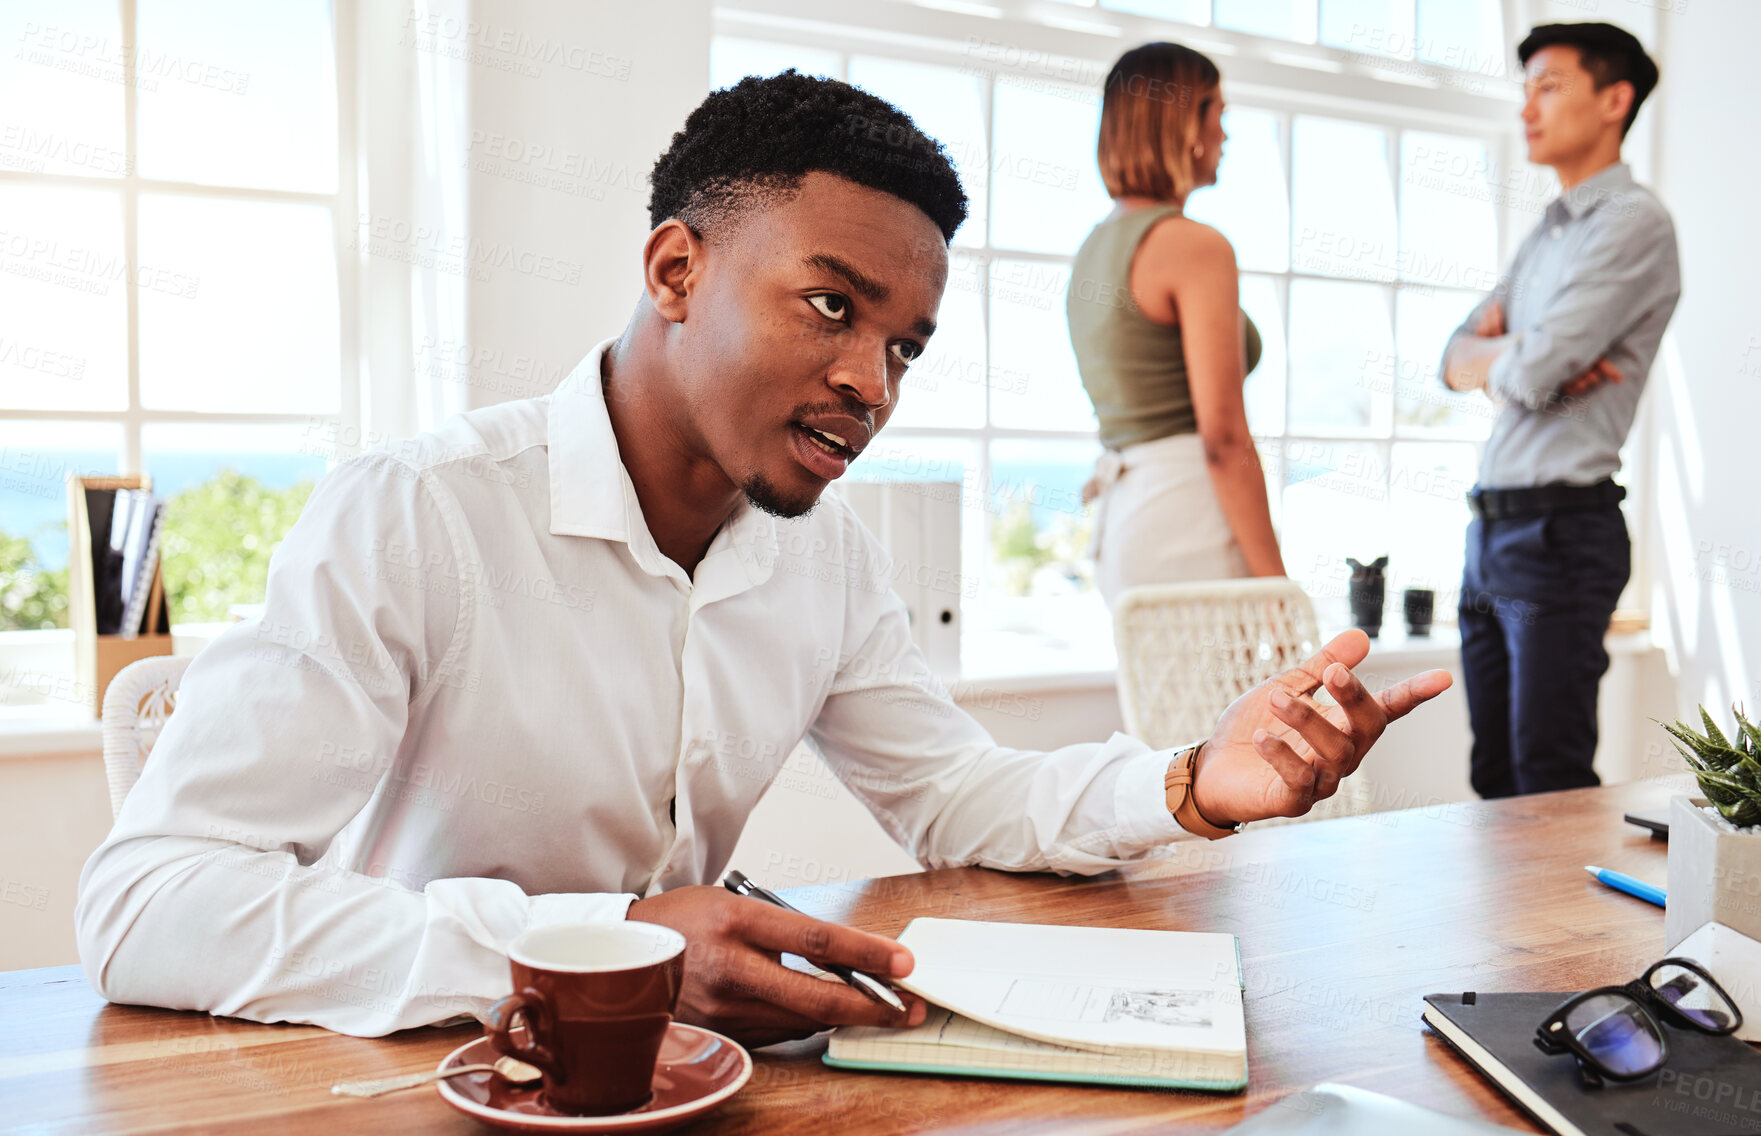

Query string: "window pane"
[0, 422, 122, 634]
[138, 194, 340, 413]
[989, 259, 1094, 431]
[1281, 439, 1387, 618]
[989, 439, 1098, 598]
[1388, 440, 1475, 604]
[849, 55, 987, 249]
[1288, 278, 1391, 434]
[890, 252, 985, 430]
[1240, 275, 1286, 436]
[710, 37, 840, 89]
[1215, 0, 1318, 42]
[1260, 435, 1283, 533]
[1184, 107, 1288, 273]
[0, 184, 128, 411]
[135, 0, 338, 192]
[142, 424, 326, 625]
[1399, 132, 1498, 289]
[989, 78, 1112, 256]
[1292, 116, 1395, 282]
[1416, 0, 1504, 77]
[1319, 0, 1413, 58]
[1098, 0, 1210, 24]
[1394, 288, 1494, 436]
[0, 0, 127, 178]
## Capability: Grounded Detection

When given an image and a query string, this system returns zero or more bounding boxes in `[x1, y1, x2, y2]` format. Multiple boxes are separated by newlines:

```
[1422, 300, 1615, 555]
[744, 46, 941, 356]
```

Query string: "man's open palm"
[1190, 630, 1453, 826]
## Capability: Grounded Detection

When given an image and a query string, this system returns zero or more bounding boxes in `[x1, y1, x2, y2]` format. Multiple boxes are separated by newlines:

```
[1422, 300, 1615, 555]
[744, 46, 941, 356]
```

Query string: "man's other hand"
[1188, 630, 1453, 826]
[626, 885, 927, 1047]
[1560, 356, 1623, 399]
[1474, 300, 1506, 338]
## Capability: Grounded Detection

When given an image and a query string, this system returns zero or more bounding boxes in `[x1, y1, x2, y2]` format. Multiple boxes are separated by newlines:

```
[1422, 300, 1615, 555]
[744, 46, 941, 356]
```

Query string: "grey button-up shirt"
[1440, 161, 1680, 489]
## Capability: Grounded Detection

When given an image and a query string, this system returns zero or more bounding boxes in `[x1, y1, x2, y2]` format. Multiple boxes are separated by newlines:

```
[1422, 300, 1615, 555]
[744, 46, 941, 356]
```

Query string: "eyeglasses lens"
[1564, 992, 1664, 1078]
[1650, 963, 1737, 1031]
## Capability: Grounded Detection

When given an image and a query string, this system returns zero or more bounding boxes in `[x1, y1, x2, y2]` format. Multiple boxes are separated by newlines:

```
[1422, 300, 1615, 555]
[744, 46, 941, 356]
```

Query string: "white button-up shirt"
[76, 338, 1190, 1037]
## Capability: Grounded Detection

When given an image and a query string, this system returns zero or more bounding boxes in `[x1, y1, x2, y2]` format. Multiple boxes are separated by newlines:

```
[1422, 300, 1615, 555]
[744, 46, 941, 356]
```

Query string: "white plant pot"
[1665, 795, 1761, 950]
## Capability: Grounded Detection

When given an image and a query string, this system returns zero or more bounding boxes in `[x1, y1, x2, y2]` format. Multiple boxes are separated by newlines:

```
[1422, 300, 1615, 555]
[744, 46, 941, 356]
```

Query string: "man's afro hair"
[647, 70, 968, 244]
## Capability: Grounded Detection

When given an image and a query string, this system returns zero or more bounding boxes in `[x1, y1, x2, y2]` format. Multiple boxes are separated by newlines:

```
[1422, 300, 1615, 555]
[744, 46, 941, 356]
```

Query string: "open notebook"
[825, 917, 1247, 1090]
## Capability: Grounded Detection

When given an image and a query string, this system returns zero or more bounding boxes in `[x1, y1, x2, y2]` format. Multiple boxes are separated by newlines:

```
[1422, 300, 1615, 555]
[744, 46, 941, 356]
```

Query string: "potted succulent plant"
[1662, 706, 1761, 950]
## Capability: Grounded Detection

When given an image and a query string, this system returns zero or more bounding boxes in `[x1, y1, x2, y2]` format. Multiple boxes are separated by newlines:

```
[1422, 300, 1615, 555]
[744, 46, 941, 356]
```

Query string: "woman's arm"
[1150, 219, 1284, 576]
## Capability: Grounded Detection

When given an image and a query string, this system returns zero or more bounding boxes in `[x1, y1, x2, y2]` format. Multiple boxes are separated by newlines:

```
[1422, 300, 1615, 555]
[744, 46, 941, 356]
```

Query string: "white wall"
[1644, 0, 1761, 718]
[458, 0, 708, 407]
[353, 0, 710, 444]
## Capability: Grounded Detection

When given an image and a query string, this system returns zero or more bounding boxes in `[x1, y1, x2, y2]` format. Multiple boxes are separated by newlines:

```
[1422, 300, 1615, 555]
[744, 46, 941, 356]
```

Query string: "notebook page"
[892, 918, 1244, 1057]
[840, 1007, 1088, 1054]
[832, 1008, 1234, 1081]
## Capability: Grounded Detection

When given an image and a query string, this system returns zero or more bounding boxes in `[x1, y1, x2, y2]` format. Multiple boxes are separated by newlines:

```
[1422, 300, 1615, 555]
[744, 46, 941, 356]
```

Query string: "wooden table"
[3, 779, 1690, 1134]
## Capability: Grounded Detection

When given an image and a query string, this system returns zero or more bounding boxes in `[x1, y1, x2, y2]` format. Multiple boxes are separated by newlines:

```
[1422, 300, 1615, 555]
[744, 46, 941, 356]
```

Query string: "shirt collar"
[1556, 161, 1635, 221]
[546, 338, 777, 595]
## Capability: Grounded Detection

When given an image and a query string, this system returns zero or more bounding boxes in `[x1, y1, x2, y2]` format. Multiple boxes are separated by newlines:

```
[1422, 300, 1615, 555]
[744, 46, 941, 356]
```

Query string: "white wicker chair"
[1114, 579, 1366, 825]
[100, 654, 192, 819]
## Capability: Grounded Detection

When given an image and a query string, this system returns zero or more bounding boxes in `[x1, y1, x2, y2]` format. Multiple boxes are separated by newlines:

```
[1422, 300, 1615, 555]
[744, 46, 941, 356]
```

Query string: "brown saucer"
[434, 1023, 752, 1133]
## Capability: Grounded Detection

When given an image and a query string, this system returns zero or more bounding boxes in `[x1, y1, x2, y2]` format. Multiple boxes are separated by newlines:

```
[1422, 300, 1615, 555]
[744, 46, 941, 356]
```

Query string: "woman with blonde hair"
[1069, 42, 1283, 606]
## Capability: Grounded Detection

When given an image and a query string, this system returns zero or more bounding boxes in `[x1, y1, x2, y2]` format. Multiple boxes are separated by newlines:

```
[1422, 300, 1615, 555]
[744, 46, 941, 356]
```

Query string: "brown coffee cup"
[484, 921, 687, 1116]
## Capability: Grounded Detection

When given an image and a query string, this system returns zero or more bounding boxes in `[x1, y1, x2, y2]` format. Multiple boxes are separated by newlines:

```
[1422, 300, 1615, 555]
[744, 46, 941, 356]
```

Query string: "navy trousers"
[1457, 507, 1630, 798]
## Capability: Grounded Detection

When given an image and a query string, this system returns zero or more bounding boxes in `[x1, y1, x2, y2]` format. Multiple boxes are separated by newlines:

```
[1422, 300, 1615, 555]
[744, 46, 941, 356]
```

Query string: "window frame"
[0, 0, 359, 663]
[714, 0, 1531, 631]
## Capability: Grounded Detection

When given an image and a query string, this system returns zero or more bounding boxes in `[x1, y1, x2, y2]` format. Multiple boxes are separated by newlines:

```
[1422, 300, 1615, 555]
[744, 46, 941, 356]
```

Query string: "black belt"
[1467, 479, 1625, 521]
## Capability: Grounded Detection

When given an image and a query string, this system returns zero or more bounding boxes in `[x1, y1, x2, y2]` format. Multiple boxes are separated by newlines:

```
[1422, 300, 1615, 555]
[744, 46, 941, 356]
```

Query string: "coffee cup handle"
[485, 987, 565, 1085]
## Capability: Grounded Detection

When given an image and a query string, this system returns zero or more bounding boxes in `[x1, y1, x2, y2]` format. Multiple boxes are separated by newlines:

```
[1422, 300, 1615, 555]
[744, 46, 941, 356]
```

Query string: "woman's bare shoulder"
[1139, 214, 1237, 270]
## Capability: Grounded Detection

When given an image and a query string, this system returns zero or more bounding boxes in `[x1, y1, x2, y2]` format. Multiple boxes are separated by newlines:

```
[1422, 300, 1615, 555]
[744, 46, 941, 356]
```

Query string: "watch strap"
[1164, 742, 1239, 840]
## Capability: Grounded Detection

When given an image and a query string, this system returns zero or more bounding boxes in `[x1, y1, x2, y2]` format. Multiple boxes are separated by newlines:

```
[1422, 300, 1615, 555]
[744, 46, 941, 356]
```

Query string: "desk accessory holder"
[67, 474, 174, 717]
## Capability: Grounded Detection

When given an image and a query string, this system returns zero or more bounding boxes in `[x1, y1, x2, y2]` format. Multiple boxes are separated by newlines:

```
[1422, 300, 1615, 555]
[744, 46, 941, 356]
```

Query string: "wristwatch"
[1164, 742, 1241, 840]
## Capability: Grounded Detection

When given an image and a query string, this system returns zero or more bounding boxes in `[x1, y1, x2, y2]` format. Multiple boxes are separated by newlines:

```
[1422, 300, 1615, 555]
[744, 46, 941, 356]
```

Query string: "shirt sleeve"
[1436, 292, 1500, 390]
[1486, 206, 1681, 408]
[74, 453, 637, 1038]
[808, 535, 1200, 875]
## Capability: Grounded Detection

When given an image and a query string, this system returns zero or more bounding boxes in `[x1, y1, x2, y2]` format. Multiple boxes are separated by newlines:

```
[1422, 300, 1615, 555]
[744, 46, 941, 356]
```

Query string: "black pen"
[721, 870, 908, 1013]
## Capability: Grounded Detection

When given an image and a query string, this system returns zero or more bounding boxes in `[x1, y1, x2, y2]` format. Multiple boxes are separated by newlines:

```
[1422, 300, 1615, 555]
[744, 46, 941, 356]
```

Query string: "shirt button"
[1549, 225, 1564, 239]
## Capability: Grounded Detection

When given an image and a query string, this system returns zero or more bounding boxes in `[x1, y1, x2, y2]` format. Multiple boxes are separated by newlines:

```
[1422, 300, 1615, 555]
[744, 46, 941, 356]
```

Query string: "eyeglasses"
[1533, 958, 1743, 1086]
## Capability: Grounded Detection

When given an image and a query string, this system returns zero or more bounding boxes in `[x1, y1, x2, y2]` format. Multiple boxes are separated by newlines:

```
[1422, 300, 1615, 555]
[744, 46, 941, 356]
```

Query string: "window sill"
[957, 620, 1657, 696]
[0, 622, 233, 760]
[0, 708, 102, 760]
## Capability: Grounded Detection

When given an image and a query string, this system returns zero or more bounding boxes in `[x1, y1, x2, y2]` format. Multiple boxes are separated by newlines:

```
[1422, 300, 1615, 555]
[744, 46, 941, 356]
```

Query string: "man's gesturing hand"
[1187, 629, 1453, 827]
[625, 885, 927, 1048]
[1474, 300, 1506, 338]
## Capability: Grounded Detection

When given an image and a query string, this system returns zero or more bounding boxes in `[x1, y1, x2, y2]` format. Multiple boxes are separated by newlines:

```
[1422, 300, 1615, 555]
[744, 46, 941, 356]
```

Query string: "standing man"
[1442, 23, 1678, 798]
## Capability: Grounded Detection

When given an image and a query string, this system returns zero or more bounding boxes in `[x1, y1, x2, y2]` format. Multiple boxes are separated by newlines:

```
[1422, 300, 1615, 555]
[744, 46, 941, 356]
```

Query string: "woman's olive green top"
[1067, 203, 1261, 452]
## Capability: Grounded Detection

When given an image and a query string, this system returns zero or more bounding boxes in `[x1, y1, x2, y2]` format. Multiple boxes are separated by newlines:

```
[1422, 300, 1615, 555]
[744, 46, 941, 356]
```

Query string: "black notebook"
[1423, 991, 1761, 1136]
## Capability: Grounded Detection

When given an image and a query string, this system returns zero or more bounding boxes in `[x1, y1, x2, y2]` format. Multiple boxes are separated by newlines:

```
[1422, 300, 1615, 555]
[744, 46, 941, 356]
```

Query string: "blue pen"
[1585, 865, 1666, 908]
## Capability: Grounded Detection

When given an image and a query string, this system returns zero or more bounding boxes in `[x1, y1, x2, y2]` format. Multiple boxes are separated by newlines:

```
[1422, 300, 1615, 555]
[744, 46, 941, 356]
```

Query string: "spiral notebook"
[824, 918, 1247, 1090]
